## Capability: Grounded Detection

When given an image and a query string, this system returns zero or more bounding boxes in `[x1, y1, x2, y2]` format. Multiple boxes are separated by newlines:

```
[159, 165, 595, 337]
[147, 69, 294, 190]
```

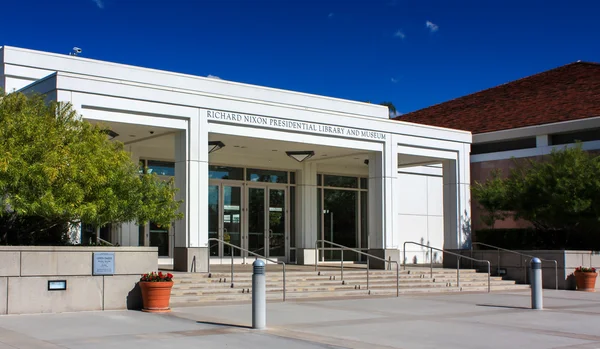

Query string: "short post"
[252, 259, 266, 329]
[530, 257, 543, 310]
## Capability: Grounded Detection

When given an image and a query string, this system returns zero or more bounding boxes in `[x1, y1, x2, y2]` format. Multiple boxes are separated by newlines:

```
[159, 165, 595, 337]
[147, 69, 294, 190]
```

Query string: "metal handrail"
[96, 237, 114, 246]
[471, 242, 558, 290]
[207, 238, 286, 301]
[403, 241, 491, 293]
[315, 240, 400, 297]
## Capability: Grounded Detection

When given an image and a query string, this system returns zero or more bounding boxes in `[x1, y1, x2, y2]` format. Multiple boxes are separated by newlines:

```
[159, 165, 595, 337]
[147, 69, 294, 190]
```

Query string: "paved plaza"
[1, 290, 599, 349]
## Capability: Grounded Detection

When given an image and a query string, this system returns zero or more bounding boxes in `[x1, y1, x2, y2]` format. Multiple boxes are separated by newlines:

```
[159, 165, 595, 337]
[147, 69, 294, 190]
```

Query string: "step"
[169, 284, 531, 307]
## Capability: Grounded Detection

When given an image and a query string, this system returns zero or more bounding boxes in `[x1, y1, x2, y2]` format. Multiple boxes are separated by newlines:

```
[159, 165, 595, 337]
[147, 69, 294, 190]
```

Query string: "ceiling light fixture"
[102, 129, 119, 140]
[208, 141, 226, 153]
[286, 150, 315, 162]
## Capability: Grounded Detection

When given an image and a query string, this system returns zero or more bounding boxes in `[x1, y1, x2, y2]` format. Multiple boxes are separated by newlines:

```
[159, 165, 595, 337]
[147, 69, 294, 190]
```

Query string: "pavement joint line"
[441, 315, 600, 342]
[0, 328, 68, 348]
[267, 327, 403, 349]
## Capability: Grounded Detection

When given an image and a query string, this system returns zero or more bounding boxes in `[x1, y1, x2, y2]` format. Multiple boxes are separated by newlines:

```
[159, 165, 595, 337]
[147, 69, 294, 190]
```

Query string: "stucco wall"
[0, 246, 157, 314]
[397, 165, 444, 264]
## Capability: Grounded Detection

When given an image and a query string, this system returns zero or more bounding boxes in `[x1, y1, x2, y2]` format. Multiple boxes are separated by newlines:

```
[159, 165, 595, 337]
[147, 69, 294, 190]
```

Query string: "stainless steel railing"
[207, 238, 286, 301]
[315, 240, 400, 297]
[403, 241, 492, 292]
[471, 242, 558, 290]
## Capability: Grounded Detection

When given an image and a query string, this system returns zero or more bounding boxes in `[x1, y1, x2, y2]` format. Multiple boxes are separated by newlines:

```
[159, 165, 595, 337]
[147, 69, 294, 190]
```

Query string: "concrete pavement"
[0, 290, 599, 348]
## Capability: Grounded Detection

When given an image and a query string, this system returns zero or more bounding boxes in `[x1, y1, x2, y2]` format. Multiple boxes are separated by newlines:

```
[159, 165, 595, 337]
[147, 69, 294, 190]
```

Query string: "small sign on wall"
[48, 280, 67, 291]
[93, 252, 115, 275]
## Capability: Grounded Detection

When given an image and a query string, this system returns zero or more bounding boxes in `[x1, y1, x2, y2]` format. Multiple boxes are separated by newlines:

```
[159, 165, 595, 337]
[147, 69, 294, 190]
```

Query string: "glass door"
[247, 187, 266, 255]
[208, 183, 243, 257]
[268, 188, 286, 257]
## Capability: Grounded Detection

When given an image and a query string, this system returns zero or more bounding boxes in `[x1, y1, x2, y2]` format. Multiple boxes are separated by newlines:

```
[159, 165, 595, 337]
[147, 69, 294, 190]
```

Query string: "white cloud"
[426, 20, 439, 33]
[391, 77, 399, 83]
[92, 0, 104, 9]
[328, 13, 334, 18]
[394, 30, 406, 39]
[207, 74, 221, 80]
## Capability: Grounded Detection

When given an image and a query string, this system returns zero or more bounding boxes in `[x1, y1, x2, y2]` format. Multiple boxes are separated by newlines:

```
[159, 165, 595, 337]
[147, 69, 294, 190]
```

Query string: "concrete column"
[442, 147, 471, 250]
[296, 161, 318, 264]
[536, 135, 549, 148]
[368, 139, 399, 268]
[173, 111, 209, 272]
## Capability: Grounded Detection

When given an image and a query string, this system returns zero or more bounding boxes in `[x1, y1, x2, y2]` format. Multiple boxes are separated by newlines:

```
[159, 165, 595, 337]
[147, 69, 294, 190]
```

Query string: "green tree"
[472, 144, 600, 235]
[0, 91, 182, 245]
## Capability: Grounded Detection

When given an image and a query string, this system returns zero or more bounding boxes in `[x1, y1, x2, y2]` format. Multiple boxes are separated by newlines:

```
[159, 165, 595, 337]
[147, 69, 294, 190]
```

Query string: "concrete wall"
[446, 249, 599, 290]
[397, 165, 444, 264]
[0, 246, 157, 315]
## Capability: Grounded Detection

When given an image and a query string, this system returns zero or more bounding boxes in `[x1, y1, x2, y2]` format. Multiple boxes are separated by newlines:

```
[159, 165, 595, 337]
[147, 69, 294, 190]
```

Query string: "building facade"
[0, 46, 472, 271]
[398, 61, 600, 231]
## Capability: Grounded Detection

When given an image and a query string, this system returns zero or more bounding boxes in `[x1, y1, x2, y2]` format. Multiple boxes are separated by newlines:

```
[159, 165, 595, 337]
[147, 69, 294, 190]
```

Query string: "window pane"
[317, 174, 322, 186]
[209, 166, 244, 180]
[147, 160, 175, 176]
[247, 168, 287, 183]
[290, 171, 296, 184]
[323, 175, 358, 188]
[361, 191, 368, 250]
[290, 186, 296, 248]
[360, 177, 368, 190]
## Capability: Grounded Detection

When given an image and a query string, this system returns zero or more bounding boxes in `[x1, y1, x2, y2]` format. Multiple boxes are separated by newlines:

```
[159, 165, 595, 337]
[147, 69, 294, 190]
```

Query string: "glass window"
[209, 166, 244, 180]
[290, 187, 296, 248]
[290, 171, 296, 184]
[360, 177, 368, 190]
[138, 160, 146, 174]
[147, 160, 175, 176]
[323, 175, 358, 188]
[360, 191, 368, 250]
[247, 168, 288, 183]
[317, 174, 322, 186]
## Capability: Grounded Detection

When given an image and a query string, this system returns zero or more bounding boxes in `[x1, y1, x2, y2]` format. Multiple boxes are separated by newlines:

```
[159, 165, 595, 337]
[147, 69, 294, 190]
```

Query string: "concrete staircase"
[169, 266, 530, 307]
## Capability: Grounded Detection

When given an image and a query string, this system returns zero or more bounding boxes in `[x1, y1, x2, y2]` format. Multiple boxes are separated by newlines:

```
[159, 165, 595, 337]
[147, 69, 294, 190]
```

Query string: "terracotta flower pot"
[574, 271, 598, 292]
[140, 281, 174, 312]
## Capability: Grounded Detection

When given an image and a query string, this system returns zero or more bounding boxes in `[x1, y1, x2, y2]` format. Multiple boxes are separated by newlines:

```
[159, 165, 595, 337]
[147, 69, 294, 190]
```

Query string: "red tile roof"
[395, 62, 600, 134]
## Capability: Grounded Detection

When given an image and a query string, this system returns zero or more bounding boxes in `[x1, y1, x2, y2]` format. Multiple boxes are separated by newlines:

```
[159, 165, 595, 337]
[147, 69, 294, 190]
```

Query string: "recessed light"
[129, 135, 136, 138]
[233, 145, 240, 148]
[241, 146, 247, 149]
[272, 150, 277, 152]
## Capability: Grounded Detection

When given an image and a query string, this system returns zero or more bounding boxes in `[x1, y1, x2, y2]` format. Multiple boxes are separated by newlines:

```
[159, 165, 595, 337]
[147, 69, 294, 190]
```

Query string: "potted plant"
[574, 266, 598, 292]
[139, 271, 174, 312]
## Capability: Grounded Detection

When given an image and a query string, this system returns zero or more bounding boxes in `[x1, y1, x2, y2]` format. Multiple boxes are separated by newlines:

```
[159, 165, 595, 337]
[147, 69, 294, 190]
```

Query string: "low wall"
[0, 246, 157, 315]
[444, 249, 600, 290]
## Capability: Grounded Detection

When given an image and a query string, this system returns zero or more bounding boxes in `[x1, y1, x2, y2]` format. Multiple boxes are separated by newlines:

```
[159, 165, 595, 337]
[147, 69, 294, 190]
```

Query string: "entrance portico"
[1, 45, 472, 273]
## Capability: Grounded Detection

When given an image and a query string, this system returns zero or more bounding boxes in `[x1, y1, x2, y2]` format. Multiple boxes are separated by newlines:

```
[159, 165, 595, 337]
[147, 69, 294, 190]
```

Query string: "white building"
[0, 46, 472, 271]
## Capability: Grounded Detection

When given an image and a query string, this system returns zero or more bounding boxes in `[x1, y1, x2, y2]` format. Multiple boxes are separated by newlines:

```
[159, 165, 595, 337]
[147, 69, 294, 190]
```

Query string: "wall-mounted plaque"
[93, 252, 115, 275]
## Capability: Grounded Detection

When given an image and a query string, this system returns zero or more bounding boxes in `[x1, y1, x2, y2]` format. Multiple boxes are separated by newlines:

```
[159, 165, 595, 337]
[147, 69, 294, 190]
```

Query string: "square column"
[174, 112, 209, 272]
[296, 161, 318, 264]
[367, 140, 399, 268]
[442, 152, 471, 250]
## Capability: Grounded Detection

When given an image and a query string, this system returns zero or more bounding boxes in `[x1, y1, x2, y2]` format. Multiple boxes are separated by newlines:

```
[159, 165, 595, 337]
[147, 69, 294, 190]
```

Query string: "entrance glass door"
[268, 188, 286, 257]
[248, 187, 266, 255]
[246, 186, 287, 259]
[208, 183, 243, 257]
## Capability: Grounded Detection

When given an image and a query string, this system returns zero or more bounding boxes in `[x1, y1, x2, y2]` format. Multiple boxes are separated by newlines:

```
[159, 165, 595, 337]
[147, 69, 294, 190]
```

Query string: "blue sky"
[2, 0, 599, 115]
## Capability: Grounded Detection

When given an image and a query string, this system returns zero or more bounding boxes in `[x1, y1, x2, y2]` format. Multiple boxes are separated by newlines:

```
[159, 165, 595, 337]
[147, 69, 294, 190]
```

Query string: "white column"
[296, 161, 318, 264]
[368, 152, 384, 249]
[173, 111, 209, 271]
[442, 146, 471, 250]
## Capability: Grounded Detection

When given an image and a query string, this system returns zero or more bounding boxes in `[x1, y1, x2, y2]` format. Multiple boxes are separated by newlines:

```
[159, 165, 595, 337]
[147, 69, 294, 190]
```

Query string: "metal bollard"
[530, 257, 543, 310]
[252, 259, 266, 329]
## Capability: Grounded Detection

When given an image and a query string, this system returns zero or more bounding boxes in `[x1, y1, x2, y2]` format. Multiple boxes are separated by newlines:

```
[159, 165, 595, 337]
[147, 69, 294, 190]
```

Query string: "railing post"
[457, 256, 460, 289]
[402, 242, 406, 270]
[207, 240, 211, 275]
[341, 248, 344, 283]
[366, 257, 370, 290]
[314, 241, 318, 272]
[231, 252, 234, 288]
[554, 260, 558, 290]
[430, 247, 433, 278]
[396, 263, 399, 297]
[487, 261, 491, 293]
